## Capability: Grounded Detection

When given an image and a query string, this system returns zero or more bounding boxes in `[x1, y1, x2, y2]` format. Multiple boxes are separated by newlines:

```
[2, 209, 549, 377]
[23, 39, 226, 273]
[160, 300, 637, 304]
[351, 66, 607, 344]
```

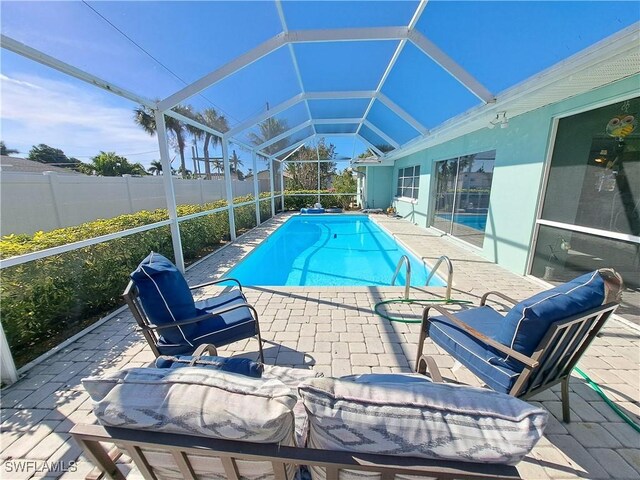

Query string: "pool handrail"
[423, 255, 453, 301]
[391, 255, 411, 299]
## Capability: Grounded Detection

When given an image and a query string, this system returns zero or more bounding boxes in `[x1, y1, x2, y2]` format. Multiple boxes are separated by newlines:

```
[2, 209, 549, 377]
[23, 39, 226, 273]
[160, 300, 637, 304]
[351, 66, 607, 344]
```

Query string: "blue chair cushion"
[494, 271, 606, 369]
[191, 293, 257, 348]
[428, 306, 520, 394]
[300, 208, 325, 214]
[130, 252, 197, 345]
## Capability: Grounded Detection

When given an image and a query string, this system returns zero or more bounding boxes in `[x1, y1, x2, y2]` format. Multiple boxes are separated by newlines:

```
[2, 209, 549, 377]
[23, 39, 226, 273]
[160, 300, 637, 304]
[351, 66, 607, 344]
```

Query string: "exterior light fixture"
[594, 149, 608, 163]
[489, 111, 509, 129]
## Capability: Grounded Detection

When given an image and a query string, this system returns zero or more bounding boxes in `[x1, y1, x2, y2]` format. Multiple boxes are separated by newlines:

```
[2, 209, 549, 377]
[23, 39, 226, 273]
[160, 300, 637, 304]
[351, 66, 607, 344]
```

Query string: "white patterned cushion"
[83, 367, 305, 480]
[299, 375, 547, 479]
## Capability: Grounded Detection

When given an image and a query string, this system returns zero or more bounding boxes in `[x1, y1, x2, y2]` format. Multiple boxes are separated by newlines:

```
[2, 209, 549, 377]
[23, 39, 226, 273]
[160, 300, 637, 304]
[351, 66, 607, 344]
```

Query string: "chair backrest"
[123, 280, 162, 357]
[71, 424, 521, 480]
[510, 302, 618, 398]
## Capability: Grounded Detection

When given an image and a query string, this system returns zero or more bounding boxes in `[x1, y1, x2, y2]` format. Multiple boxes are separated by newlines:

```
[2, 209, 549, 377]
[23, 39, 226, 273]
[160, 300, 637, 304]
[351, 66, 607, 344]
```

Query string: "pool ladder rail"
[391, 255, 411, 299]
[391, 255, 454, 300]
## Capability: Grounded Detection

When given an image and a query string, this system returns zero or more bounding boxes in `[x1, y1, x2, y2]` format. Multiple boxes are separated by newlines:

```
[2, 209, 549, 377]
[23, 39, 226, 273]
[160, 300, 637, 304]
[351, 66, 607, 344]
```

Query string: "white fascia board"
[408, 30, 494, 103]
[377, 92, 428, 135]
[256, 120, 313, 150]
[286, 26, 408, 43]
[363, 120, 400, 149]
[1, 34, 154, 108]
[159, 33, 287, 111]
[225, 93, 305, 138]
[356, 135, 386, 157]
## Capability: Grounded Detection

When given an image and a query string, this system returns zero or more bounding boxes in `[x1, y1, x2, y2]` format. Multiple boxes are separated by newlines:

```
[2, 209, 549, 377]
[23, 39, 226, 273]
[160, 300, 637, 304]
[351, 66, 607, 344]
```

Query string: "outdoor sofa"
[72, 350, 548, 480]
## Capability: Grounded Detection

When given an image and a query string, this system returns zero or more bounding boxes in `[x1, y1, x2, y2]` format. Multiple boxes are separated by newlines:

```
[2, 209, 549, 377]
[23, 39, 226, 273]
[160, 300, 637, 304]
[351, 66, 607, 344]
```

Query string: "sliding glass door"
[431, 151, 495, 247]
[531, 96, 639, 322]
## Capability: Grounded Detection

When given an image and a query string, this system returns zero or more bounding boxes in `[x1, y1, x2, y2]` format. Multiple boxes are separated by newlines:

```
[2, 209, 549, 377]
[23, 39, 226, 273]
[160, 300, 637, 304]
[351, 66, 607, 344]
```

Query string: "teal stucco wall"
[371, 75, 639, 275]
[363, 166, 393, 210]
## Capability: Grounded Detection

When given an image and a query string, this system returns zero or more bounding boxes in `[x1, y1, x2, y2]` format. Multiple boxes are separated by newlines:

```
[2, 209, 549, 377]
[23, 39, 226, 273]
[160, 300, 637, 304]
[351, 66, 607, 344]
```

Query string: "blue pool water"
[225, 215, 445, 287]
[437, 213, 487, 231]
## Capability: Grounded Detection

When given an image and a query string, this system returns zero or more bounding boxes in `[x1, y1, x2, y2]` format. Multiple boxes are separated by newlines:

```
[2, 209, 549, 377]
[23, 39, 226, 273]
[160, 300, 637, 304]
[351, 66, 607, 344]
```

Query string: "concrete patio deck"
[1, 213, 638, 479]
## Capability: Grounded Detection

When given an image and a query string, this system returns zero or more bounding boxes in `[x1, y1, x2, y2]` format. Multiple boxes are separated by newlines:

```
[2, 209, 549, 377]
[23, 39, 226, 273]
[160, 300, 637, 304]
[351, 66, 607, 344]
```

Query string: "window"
[531, 96, 638, 321]
[430, 151, 495, 248]
[396, 166, 420, 200]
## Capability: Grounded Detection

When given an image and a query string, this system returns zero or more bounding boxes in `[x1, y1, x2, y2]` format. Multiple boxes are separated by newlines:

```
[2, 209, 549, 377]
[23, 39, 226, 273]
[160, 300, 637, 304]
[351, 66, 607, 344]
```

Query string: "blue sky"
[1, 1, 637, 171]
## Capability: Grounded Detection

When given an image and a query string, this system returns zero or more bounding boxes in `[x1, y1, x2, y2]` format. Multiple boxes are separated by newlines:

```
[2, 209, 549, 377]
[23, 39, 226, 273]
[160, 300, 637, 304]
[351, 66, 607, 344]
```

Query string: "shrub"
[283, 190, 356, 210]
[0, 198, 237, 367]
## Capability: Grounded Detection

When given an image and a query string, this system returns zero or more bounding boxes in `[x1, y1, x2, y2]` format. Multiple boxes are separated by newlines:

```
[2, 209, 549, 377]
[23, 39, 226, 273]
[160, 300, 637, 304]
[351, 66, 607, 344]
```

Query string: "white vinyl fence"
[0, 172, 254, 235]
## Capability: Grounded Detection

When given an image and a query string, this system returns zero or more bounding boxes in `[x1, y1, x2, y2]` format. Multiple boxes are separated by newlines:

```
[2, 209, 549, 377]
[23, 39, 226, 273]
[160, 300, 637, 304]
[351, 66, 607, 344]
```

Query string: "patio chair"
[415, 269, 623, 422]
[123, 252, 264, 362]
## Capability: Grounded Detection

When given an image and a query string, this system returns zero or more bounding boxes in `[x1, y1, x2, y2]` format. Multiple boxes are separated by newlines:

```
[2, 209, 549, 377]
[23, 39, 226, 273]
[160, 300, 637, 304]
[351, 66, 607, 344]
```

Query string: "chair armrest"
[189, 278, 243, 291]
[141, 303, 258, 332]
[423, 305, 539, 369]
[416, 355, 443, 383]
[480, 291, 518, 307]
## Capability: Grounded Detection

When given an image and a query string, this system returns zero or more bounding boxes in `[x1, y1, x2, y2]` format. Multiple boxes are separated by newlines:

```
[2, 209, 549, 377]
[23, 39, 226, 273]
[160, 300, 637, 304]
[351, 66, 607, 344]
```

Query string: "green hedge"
[0, 196, 261, 367]
[283, 190, 356, 210]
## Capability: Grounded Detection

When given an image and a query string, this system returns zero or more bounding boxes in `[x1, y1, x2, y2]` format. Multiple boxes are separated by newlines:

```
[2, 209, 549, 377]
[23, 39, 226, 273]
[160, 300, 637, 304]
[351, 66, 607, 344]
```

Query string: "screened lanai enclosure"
[1, 1, 639, 383]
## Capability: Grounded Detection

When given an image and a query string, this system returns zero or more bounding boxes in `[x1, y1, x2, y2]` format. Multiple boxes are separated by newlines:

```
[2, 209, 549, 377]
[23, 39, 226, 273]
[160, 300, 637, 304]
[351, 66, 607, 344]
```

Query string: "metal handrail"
[423, 255, 453, 301]
[391, 255, 411, 299]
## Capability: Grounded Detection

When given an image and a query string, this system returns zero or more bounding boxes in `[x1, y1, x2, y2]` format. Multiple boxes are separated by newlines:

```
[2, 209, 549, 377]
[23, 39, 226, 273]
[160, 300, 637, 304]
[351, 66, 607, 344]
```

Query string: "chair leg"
[561, 376, 571, 423]
[414, 309, 430, 371]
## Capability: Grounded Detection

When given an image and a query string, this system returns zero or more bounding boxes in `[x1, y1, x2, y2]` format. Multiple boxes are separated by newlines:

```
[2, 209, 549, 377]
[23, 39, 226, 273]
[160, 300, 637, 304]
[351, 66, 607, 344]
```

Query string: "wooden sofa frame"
[70, 423, 520, 480]
[416, 291, 619, 422]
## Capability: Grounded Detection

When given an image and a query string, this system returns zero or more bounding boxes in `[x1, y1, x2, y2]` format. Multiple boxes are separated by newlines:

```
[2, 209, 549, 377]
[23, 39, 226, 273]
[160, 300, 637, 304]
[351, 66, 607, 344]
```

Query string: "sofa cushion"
[495, 271, 607, 368]
[83, 365, 323, 480]
[299, 375, 547, 477]
[429, 306, 520, 393]
[130, 252, 197, 345]
[83, 367, 297, 443]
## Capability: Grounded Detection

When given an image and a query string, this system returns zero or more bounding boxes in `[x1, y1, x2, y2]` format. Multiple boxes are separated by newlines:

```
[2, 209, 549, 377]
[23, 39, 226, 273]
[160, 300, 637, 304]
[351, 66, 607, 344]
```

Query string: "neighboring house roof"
[0, 155, 82, 175]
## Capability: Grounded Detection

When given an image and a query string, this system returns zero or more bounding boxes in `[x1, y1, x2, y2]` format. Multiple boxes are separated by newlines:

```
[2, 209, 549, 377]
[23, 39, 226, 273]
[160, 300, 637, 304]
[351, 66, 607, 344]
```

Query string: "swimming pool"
[436, 213, 487, 231]
[224, 215, 445, 287]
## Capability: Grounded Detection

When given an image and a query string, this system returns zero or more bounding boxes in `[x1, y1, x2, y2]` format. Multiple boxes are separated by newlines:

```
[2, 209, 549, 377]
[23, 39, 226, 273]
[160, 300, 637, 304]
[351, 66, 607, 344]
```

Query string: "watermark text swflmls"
[4, 460, 78, 474]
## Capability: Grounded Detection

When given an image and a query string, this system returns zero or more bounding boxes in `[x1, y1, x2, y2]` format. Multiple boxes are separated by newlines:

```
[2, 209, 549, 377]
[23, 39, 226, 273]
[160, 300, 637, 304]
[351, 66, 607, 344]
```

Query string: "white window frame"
[395, 165, 421, 201]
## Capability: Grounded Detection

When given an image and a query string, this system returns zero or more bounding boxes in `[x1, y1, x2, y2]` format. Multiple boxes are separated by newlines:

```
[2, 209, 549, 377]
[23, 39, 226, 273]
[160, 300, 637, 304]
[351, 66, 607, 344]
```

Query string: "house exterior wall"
[368, 74, 639, 276]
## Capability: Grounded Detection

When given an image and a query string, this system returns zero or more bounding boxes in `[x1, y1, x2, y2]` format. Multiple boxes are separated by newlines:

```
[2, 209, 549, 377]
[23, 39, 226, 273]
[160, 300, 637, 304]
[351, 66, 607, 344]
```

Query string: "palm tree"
[197, 108, 229, 180]
[230, 149, 244, 178]
[147, 160, 163, 175]
[134, 104, 194, 178]
[248, 117, 289, 156]
[0, 141, 18, 156]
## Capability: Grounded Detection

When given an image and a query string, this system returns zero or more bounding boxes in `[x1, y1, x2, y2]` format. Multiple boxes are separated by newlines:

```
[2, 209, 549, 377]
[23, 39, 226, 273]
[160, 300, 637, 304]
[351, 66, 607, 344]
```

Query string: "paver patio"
[1, 213, 638, 479]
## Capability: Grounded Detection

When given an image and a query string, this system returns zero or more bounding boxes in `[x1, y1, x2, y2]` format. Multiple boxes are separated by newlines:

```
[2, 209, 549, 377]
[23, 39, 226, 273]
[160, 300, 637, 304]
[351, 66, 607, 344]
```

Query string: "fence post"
[123, 174, 135, 213]
[43, 171, 63, 229]
[0, 320, 18, 385]
[252, 151, 260, 225]
[155, 110, 185, 272]
[222, 138, 236, 241]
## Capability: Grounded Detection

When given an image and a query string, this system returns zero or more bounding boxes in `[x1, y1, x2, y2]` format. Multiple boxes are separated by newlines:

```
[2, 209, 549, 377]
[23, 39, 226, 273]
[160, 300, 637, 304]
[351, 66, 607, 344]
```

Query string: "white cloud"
[0, 72, 160, 165]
